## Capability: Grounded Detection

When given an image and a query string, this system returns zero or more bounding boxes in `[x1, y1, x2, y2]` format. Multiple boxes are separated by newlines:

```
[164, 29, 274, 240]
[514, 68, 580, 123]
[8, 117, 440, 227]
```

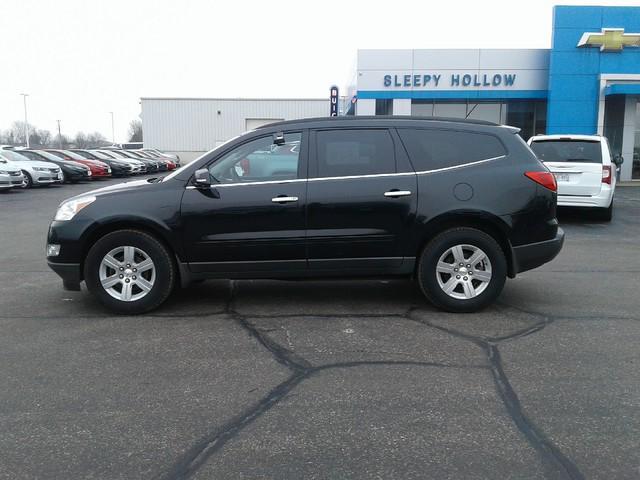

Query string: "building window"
[410, 99, 547, 140]
[375, 99, 393, 116]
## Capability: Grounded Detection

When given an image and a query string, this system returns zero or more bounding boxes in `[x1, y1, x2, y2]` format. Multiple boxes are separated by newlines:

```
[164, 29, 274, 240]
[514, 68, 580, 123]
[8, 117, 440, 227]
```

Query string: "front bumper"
[90, 170, 111, 178]
[48, 261, 82, 291]
[512, 228, 565, 275]
[33, 172, 62, 185]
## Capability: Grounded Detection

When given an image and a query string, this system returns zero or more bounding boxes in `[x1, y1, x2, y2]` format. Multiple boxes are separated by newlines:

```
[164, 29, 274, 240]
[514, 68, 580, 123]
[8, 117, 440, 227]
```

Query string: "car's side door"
[180, 130, 308, 276]
[306, 128, 417, 274]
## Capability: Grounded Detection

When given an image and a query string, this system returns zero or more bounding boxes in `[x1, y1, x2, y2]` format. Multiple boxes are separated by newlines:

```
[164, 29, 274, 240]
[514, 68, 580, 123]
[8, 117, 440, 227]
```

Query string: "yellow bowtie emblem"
[578, 28, 640, 52]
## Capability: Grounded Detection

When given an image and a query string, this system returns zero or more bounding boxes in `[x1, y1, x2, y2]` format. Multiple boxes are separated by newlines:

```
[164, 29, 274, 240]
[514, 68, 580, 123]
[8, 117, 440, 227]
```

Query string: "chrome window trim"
[184, 155, 506, 189]
[415, 155, 506, 175]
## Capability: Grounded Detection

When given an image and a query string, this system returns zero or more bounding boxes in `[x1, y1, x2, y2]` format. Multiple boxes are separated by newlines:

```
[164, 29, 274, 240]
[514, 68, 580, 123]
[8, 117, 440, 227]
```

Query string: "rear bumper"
[48, 261, 82, 291]
[557, 184, 613, 208]
[512, 228, 565, 275]
[557, 195, 612, 208]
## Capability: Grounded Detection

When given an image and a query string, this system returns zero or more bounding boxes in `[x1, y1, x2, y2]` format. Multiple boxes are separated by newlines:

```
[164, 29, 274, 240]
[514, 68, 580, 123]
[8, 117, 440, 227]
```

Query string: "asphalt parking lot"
[1, 178, 639, 480]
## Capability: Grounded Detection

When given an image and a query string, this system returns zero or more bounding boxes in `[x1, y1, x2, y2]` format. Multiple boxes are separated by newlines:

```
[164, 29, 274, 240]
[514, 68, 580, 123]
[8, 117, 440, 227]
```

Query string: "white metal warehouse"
[141, 98, 328, 163]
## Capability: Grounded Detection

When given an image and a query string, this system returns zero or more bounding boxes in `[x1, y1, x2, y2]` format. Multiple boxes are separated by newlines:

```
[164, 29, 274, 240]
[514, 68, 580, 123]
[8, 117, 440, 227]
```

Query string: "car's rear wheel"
[417, 227, 507, 313]
[84, 230, 175, 314]
[595, 199, 613, 222]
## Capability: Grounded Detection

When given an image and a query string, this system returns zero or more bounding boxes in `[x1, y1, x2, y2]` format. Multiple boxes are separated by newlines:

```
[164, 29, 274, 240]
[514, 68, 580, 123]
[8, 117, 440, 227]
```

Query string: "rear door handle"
[271, 196, 299, 204]
[384, 190, 412, 198]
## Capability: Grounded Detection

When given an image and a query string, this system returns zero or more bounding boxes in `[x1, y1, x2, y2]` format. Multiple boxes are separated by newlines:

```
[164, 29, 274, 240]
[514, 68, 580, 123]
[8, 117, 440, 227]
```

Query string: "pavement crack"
[408, 311, 584, 479]
[316, 360, 486, 371]
[153, 372, 309, 480]
[486, 344, 585, 480]
[235, 315, 313, 372]
[156, 284, 584, 479]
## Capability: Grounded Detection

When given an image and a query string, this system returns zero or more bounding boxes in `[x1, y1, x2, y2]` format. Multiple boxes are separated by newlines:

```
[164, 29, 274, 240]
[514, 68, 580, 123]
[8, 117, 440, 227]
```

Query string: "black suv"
[46, 117, 564, 314]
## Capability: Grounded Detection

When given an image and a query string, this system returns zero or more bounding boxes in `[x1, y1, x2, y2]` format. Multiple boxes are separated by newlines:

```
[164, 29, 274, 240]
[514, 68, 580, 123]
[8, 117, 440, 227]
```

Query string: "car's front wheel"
[417, 227, 507, 313]
[21, 171, 32, 189]
[84, 230, 176, 314]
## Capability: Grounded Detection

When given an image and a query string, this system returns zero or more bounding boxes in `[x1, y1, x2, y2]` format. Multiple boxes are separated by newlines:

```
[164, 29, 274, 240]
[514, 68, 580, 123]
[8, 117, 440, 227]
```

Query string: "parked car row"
[0, 147, 180, 190]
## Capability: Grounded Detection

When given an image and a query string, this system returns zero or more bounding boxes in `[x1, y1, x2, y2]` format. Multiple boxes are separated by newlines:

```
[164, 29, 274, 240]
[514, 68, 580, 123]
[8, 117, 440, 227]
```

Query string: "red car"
[44, 150, 112, 179]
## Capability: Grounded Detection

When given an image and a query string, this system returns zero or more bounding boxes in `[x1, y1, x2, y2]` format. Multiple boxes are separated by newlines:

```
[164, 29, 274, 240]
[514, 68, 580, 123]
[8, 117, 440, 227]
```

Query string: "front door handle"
[384, 190, 412, 198]
[272, 195, 299, 204]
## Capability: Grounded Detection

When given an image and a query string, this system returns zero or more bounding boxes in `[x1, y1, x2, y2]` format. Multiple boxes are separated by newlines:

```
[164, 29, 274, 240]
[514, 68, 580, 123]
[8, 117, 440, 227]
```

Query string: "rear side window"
[529, 140, 602, 164]
[315, 129, 395, 177]
[397, 128, 506, 171]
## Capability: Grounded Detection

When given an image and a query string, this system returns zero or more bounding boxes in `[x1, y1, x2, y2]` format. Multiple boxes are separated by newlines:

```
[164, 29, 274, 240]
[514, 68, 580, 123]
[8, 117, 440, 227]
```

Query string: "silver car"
[0, 150, 62, 188]
[0, 158, 25, 190]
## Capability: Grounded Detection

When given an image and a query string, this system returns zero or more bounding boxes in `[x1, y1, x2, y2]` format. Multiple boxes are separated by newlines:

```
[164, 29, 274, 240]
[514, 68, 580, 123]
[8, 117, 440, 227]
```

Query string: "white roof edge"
[140, 97, 327, 101]
[529, 134, 603, 141]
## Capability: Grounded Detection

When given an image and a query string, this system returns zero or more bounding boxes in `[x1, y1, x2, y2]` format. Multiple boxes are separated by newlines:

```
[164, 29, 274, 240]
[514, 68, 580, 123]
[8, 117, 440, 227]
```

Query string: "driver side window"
[209, 132, 302, 184]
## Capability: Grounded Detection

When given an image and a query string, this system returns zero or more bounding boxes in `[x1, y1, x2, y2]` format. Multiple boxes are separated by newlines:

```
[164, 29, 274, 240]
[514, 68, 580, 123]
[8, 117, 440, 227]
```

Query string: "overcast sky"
[1, 0, 635, 142]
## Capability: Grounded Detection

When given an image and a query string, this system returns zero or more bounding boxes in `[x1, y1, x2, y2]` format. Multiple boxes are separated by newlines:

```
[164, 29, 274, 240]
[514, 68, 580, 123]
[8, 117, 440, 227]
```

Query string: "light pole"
[20, 93, 29, 148]
[56, 120, 62, 148]
[109, 112, 115, 145]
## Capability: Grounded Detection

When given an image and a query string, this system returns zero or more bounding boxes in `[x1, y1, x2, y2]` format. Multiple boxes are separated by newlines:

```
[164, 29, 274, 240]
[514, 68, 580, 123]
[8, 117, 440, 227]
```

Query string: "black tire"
[21, 171, 32, 189]
[417, 227, 507, 313]
[84, 230, 176, 314]
[595, 200, 613, 222]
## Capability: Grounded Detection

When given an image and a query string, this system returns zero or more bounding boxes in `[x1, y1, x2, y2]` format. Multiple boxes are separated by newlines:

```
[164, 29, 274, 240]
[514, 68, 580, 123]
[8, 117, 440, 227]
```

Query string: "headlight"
[54, 196, 96, 221]
[33, 166, 48, 171]
[0, 170, 7, 174]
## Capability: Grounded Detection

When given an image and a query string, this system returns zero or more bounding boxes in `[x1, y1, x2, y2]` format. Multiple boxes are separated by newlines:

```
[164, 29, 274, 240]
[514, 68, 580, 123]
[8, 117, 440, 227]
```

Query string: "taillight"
[525, 171, 557, 192]
[602, 165, 611, 185]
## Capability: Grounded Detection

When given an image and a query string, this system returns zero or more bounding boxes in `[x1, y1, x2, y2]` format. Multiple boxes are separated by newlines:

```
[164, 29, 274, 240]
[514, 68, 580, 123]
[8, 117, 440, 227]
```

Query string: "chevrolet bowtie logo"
[578, 28, 640, 52]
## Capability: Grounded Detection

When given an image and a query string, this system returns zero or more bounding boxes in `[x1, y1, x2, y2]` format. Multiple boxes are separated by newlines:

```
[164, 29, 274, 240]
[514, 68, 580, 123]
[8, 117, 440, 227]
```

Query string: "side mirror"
[273, 131, 285, 146]
[193, 168, 211, 188]
[613, 155, 624, 166]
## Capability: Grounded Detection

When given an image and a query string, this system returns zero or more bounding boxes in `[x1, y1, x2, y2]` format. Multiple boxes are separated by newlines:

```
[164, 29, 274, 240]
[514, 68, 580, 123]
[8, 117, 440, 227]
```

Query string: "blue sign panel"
[546, 5, 640, 134]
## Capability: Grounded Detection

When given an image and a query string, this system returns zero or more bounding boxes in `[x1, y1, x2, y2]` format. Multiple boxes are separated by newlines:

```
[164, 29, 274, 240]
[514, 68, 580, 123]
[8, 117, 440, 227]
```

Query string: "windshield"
[60, 150, 88, 160]
[89, 150, 111, 160]
[530, 140, 602, 163]
[0, 150, 30, 162]
[98, 150, 119, 159]
[27, 150, 62, 162]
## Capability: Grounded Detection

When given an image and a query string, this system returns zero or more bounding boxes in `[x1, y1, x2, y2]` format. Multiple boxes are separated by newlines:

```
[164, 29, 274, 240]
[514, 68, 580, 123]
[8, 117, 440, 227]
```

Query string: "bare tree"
[10, 121, 29, 145]
[74, 132, 89, 148]
[37, 129, 52, 147]
[128, 119, 143, 142]
[87, 131, 108, 147]
[29, 128, 53, 147]
[54, 133, 71, 149]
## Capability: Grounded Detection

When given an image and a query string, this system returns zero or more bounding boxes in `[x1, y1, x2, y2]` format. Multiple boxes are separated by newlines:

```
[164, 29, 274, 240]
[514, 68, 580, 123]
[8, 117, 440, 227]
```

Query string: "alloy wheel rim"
[435, 244, 492, 300]
[99, 246, 156, 302]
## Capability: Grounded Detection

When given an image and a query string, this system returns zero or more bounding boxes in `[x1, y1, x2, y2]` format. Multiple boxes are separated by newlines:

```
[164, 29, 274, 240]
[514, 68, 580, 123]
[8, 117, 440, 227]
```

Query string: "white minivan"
[528, 135, 623, 221]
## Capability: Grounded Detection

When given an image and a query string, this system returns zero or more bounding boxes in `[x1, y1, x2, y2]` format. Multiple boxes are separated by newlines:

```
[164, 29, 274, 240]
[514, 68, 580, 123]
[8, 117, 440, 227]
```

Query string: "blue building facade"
[352, 5, 640, 180]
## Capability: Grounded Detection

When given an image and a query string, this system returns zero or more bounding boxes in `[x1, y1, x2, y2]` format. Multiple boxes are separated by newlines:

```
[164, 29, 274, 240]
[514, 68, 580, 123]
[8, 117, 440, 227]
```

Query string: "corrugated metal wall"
[141, 98, 328, 152]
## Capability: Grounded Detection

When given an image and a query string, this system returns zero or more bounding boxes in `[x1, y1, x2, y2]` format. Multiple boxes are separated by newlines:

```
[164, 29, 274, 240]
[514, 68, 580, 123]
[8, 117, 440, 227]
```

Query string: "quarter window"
[397, 129, 506, 171]
[315, 129, 395, 177]
[209, 132, 301, 183]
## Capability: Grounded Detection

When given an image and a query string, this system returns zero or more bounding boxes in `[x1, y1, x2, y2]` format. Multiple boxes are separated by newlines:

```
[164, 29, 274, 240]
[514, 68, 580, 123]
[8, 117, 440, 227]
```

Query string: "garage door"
[245, 118, 284, 131]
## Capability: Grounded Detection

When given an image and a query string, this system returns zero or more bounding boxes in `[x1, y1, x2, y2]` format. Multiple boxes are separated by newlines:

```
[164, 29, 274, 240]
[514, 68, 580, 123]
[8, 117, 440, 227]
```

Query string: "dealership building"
[142, 5, 640, 180]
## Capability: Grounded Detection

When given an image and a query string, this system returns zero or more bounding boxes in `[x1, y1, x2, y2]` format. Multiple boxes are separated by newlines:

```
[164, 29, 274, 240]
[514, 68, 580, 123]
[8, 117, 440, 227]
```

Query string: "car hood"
[70, 178, 158, 200]
[62, 160, 89, 169]
[2, 159, 58, 169]
[0, 162, 22, 173]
